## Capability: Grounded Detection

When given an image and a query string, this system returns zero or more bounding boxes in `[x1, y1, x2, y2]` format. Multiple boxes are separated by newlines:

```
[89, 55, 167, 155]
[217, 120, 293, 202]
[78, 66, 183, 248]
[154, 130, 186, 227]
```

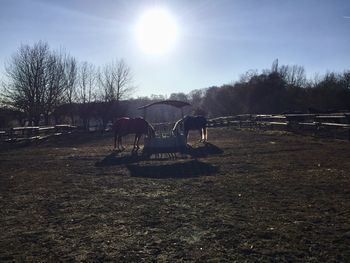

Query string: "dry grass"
[1, 128, 350, 262]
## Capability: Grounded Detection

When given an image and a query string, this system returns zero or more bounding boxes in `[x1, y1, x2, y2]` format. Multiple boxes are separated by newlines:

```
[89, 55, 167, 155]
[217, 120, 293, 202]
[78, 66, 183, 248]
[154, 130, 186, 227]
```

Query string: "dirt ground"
[1, 127, 350, 262]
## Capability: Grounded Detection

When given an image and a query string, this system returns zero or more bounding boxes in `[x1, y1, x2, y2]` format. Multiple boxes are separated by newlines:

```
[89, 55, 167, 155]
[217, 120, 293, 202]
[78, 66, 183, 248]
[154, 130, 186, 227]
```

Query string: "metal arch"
[137, 100, 191, 119]
[137, 100, 191, 110]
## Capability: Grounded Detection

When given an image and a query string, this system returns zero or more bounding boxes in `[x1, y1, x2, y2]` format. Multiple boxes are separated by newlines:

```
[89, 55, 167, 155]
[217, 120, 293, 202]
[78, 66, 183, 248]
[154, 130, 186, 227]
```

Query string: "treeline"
[1, 41, 350, 129]
[198, 60, 350, 116]
[0, 41, 134, 128]
[140, 60, 350, 119]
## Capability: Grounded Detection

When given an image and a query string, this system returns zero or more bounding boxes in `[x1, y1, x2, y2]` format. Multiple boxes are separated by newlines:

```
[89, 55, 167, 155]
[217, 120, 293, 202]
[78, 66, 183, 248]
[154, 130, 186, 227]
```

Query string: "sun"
[135, 8, 179, 55]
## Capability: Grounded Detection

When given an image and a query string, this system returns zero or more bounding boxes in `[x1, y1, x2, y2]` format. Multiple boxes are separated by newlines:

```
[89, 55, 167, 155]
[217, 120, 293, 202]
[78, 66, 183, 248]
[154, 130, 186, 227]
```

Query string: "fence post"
[346, 114, 350, 141]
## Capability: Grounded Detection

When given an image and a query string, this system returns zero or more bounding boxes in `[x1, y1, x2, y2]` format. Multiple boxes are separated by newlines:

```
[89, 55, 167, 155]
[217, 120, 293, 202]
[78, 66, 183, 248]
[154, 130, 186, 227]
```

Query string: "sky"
[0, 0, 350, 97]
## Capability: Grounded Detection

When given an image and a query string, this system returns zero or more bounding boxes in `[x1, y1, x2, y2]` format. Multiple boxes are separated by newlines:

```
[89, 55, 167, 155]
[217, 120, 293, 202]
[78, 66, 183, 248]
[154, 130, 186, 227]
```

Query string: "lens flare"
[135, 8, 179, 55]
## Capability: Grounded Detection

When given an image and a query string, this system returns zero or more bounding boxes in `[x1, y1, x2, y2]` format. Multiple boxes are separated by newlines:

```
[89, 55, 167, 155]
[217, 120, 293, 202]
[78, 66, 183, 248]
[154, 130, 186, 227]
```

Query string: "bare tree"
[77, 62, 96, 129]
[271, 58, 279, 73]
[78, 62, 96, 104]
[239, 69, 259, 83]
[169, 92, 188, 102]
[2, 41, 77, 125]
[98, 59, 134, 125]
[279, 64, 306, 88]
[342, 70, 350, 90]
[99, 59, 133, 102]
[43, 51, 68, 125]
[63, 56, 78, 124]
[3, 42, 50, 125]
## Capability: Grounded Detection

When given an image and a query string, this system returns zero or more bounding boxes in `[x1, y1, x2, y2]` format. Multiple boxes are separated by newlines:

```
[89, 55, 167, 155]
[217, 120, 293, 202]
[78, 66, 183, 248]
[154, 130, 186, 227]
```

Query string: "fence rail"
[208, 113, 350, 141]
[2, 113, 350, 143]
[0, 124, 77, 142]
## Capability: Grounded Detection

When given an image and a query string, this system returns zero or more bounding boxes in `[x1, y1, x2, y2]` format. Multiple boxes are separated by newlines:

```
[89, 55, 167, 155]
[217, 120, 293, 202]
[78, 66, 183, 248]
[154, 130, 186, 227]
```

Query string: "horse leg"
[201, 128, 205, 142]
[114, 132, 117, 149]
[132, 134, 137, 152]
[119, 136, 125, 151]
[136, 134, 141, 150]
[204, 127, 208, 142]
[117, 135, 122, 151]
[199, 129, 203, 142]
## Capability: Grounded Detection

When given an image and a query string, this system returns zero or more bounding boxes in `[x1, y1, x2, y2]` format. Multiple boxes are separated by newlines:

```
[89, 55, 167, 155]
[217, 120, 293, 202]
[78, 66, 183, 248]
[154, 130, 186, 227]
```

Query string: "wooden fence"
[0, 124, 77, 143]
[2, 113, 350, 143]
[207, 113, 350, 141]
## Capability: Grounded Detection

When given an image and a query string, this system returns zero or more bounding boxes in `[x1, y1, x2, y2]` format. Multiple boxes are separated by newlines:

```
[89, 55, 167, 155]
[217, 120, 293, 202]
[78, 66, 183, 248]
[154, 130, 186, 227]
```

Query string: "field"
[1, 127, 350, 262]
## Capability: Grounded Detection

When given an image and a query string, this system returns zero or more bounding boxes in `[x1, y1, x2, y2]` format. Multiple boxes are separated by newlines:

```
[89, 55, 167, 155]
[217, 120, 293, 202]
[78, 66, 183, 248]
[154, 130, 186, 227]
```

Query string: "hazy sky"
[1, 0, 349, 97]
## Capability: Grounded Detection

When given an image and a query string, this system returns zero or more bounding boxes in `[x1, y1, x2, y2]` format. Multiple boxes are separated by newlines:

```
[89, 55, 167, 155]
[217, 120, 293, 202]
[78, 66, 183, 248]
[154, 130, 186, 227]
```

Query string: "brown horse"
[173, 115, 207, 142]
[113, 117, 155, 151]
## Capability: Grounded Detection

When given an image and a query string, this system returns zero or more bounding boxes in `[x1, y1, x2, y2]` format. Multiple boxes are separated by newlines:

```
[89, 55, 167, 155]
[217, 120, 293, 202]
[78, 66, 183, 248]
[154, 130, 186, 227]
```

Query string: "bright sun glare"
[135, 8, 179, 55]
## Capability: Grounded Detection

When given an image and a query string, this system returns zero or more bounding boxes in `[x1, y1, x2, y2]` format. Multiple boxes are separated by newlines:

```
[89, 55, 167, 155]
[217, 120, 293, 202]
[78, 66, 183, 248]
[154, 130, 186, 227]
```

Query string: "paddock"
[1, 127, 349, 261]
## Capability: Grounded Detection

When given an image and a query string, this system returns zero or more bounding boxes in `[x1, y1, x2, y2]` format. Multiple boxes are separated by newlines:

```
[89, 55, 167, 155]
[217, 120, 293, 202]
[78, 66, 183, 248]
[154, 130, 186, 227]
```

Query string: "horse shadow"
[127, 159, 219, 179]
[184, 142, 224, 158]
[95, 141, 223, 168]
[95, 151, 143, 167]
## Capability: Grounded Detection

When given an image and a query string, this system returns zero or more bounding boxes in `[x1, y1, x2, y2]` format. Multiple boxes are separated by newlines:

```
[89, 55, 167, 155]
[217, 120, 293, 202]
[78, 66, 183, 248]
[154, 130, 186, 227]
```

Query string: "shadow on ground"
[127, 160, 219, 179]
[185, 142, 224, 158]
[95, 142, 223, 167]
[0, 141, 31, 153]
[41, 131, 110, 147]
[95, 151, 142, 167]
